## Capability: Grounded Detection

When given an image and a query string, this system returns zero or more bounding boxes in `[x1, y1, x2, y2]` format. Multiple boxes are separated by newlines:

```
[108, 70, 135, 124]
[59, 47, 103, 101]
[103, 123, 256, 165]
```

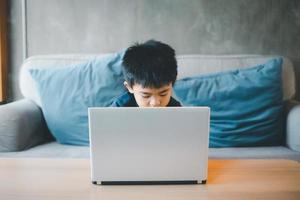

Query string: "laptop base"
[92, 180, 207, 185]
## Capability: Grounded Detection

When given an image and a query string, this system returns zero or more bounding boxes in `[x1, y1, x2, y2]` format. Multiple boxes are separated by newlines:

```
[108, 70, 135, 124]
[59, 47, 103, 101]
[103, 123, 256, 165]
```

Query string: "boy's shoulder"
[168, 97, 181, 107]
[110, 92, 138, 107]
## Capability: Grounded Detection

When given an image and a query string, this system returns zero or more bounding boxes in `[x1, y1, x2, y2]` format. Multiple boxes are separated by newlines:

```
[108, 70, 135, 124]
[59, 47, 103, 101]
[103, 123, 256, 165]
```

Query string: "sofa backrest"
[20, 54, 296, 107]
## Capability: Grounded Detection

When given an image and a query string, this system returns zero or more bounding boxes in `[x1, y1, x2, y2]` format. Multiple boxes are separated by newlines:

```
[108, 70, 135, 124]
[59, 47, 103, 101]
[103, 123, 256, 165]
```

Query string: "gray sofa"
[0, 54, 300, 160]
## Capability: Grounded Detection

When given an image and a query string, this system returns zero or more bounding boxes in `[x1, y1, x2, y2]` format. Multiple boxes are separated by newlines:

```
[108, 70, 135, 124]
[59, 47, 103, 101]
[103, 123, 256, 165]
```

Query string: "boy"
[110, 40, 181, 107]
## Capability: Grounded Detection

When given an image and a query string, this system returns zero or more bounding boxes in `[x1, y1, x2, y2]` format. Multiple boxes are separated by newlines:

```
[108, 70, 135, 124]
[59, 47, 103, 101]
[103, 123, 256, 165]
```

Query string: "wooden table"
[0, 159, 299, 200]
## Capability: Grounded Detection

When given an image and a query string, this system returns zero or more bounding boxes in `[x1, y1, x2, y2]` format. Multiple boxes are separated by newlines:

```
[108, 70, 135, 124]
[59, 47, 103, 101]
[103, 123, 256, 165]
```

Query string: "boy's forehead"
[134, 83, 172, 92]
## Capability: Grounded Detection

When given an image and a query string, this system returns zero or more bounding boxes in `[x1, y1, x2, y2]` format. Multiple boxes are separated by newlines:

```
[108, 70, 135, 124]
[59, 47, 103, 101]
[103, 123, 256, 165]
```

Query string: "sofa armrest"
[286, 100, 300, 152]
[0, 99, 52, 152]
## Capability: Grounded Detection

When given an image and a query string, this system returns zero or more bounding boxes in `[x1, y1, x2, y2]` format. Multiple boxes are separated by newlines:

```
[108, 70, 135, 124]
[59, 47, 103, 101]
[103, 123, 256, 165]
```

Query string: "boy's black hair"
[122, 39, 177, 88]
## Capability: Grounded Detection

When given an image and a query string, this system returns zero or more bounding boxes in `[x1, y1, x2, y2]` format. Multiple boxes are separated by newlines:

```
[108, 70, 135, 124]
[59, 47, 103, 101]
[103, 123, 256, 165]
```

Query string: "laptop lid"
[89, 107, 210, 184]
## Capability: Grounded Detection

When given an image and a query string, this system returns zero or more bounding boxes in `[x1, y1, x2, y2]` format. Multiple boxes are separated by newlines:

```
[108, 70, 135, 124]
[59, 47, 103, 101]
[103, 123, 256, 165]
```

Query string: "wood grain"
[0, 159, 299, 200]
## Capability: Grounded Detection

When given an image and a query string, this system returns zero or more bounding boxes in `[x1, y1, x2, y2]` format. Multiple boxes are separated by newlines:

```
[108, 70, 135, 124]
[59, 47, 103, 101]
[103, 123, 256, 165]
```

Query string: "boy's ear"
[124, 81, 134, 93]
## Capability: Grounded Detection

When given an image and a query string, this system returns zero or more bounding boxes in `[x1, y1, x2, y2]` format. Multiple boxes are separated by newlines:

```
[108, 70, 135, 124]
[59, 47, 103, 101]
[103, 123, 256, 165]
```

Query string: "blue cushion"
[29, 52, 126, 146]
[173, 58, 284, 147]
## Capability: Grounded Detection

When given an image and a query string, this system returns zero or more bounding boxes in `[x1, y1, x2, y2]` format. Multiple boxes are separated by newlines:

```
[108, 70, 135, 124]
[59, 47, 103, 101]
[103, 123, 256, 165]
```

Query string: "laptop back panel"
[89, 107, 210, 184]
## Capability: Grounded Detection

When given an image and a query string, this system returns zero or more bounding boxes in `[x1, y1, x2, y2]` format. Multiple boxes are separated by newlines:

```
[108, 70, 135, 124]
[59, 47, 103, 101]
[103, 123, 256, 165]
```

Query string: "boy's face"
[124, 82, 173, 107]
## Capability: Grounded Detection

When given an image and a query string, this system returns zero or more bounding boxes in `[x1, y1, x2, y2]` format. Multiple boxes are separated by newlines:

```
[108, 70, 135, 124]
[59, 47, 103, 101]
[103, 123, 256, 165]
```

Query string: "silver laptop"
[88, 107, 210, 185]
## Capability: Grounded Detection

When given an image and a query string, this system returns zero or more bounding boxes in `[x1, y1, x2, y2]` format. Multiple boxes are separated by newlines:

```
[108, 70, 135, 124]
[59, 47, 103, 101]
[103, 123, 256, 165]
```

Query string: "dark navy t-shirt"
[110, 91, 181, 107]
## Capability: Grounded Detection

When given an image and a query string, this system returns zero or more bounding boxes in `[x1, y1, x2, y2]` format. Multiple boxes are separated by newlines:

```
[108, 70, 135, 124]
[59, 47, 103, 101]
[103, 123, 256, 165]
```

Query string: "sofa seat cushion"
[0, 142, 299, 161]
[0, 142, 90, 158]
[209, 146, 300, 161]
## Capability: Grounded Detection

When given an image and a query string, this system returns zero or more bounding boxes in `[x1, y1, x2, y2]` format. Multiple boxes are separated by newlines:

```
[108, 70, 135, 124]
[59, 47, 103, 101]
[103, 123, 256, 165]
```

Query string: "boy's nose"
[149, 97, 160, 107]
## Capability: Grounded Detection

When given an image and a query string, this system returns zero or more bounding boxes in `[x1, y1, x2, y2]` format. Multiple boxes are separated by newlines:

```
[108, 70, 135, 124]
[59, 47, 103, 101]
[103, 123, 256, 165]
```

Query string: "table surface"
[0, 158, 299, 200]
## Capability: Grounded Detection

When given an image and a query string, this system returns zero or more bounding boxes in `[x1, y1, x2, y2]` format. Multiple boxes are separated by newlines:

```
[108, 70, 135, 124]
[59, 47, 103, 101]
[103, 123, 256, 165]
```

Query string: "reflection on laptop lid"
[88, 107, 210, 185]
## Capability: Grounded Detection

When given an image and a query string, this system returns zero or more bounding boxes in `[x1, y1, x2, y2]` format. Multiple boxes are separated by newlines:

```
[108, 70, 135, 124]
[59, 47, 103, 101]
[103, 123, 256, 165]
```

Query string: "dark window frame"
[0, 0, 8, 103]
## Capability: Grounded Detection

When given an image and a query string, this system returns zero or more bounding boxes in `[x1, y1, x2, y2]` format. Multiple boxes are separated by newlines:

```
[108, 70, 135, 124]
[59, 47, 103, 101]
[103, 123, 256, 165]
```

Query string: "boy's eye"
[160, 93, 167, 97]
[142, 95, 150, 98]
